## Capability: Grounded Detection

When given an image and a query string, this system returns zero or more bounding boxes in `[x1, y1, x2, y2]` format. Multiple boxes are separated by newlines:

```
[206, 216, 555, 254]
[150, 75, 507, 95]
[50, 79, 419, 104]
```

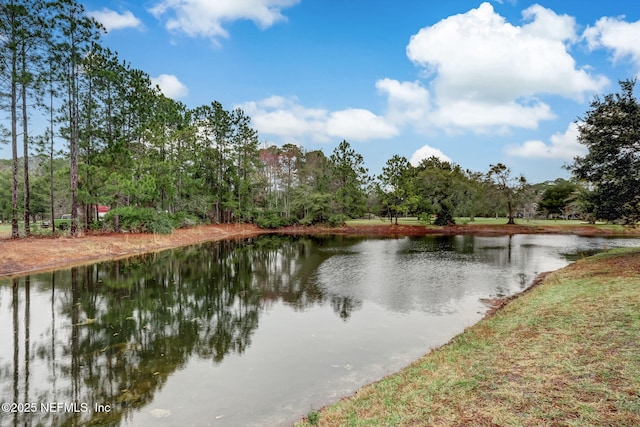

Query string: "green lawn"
[347, 217, 591, 226]
[0, 216, 628, 239]
[0, 222, 10, 238]
[297, 247, 640, 426]
[0, 221, 60, 238]
[345, 216, 629, 231]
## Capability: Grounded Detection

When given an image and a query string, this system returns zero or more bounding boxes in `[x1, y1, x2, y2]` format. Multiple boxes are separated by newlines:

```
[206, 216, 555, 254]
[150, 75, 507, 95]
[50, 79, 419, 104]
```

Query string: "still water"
[1, 234, 639, 426]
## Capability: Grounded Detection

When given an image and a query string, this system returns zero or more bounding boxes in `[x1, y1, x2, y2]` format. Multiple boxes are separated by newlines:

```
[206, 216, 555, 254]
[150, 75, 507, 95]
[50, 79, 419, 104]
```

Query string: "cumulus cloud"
[88, 8, 142, 32]
[584, 16, 640, 72]
[239, 96, 327, 140]
[238, 96, 397, 143]
[410, 145, 452, 166]
[376, 78, 431, 128]
[521, 4, 578, 43]
[151, 74, 189, 99]
[506, 122, 586, 159]
[327, 109, 398, 141]
[149, 0, 299, 42]
[401, 2, 607, 133]
[432, 100, 555, 134]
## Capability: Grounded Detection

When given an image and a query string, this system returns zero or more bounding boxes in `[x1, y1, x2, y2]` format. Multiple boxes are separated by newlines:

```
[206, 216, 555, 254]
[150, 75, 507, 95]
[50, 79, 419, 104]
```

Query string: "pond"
[1, 234, 639, 426]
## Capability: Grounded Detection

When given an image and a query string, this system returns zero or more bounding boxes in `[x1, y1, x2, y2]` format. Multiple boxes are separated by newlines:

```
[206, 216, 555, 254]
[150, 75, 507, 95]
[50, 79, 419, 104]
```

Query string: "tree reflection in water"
[0, 235, 358, 427]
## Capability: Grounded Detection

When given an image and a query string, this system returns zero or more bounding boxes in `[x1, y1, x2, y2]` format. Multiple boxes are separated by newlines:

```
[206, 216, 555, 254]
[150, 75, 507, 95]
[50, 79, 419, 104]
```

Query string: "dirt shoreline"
[1, 222, 639, 278]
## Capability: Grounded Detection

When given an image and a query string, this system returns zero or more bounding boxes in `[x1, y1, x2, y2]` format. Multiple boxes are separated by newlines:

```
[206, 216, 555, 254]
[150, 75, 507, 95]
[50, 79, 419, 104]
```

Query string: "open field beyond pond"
[346, 217, 625, 229]
[2, 219, 640, 277]
[296, 247, 640, 426]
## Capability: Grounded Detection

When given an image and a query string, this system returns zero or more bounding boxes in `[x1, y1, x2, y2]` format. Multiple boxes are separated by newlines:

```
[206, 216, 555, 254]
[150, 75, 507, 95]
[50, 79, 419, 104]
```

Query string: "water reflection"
[0, 236, 344, 426]
[0, 234, 638, 427]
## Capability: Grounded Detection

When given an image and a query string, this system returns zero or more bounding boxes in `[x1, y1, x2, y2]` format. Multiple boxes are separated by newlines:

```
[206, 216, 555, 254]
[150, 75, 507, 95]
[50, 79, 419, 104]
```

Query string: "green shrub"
[298, 215, 314, 226]
[418, 212, 433, 225]
[306, 409, 319, 425]
[328, 214, 348, 227]
[89, 219, 104, 231]
[433, 207, 455, 226]
[170, 212, 200, 229]
[256, 211, 298, 229]
[104, 207, 174, 234]
[256, 211, 281, 229]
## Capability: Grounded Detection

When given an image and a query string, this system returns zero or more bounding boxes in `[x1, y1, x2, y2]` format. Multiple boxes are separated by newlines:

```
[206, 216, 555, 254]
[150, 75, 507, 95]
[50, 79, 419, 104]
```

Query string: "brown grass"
[0, 224, 264, 277]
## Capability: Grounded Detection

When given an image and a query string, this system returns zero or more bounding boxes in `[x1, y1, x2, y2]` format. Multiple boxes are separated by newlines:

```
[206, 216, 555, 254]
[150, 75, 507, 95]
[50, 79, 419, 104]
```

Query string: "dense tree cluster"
[1, 1, 637, 238]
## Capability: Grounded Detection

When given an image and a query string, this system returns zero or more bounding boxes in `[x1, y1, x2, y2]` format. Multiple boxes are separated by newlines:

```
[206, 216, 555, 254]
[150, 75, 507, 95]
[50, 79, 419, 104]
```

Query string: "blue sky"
[7, 1, 640, 182]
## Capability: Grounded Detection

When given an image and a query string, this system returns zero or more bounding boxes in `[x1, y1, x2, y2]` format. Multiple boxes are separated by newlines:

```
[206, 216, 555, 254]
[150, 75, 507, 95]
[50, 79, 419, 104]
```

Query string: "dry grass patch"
[297, 248, 640, 427]
[0, 224, 264, 277]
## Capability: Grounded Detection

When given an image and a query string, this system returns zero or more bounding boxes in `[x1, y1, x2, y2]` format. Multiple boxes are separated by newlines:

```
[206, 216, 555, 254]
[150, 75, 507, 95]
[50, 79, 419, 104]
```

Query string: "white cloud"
[151, 74, 189, 99]
[584, 16, 640, 71]
[327, 109, 398, 141]
[149, 0, 300, 42]
[432, 100, 555, 133]
[410, 145, 452, 166]
[240, 96, 327, 141]
[521, 4, 577, 43]
[402, 2, 608, 133]
[376, 78, 431, 128]
[506, 122, 586, 159]
[237, 96, 397, 143]
[88, 8, 142, 32]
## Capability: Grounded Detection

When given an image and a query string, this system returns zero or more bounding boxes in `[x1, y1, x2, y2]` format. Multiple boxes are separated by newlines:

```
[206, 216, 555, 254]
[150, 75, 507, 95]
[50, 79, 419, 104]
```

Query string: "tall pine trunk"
[10, 42, 19, 239]
[21, 48, 30, 237]
[48, 60, 56, 236]
[69, 33, 79, 237]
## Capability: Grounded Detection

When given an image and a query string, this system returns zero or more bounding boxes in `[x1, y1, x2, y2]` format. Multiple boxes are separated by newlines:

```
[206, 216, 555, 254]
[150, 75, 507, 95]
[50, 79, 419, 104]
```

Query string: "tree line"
[1, 0, 638, 237]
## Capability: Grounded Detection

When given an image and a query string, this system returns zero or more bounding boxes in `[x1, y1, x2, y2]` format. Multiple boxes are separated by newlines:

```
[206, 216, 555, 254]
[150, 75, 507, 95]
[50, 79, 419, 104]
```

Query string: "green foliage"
[329, 140, 368, 218]
[298, 215, 314, 226]
[538, 179, 577, 217]
[88, 219, 103, 231]
[0, 167, 12, 222]
[255, 212, 281, 229]
[328, 214, 348, 227]
[569, 79, 640, 224]
[487, 163, 527, 224]
[255, 210, 297, 229]
[170, 212, 200, 229]
[433, 206, 455, 226]
[378, 154, 415, 224]
[306, 409, 320, 425]
[418, 212, 434, 225]
[415, 157, 467, 226]
[104, 206, 174, 234]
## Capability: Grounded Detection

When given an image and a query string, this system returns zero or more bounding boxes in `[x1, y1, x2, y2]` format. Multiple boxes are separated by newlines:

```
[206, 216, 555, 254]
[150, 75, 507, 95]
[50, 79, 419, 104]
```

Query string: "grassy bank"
[347, 217, 590, 226]
[1, 218, 632, 239]
[297, 248, 640, 426]
[346, 217, 626, 231]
